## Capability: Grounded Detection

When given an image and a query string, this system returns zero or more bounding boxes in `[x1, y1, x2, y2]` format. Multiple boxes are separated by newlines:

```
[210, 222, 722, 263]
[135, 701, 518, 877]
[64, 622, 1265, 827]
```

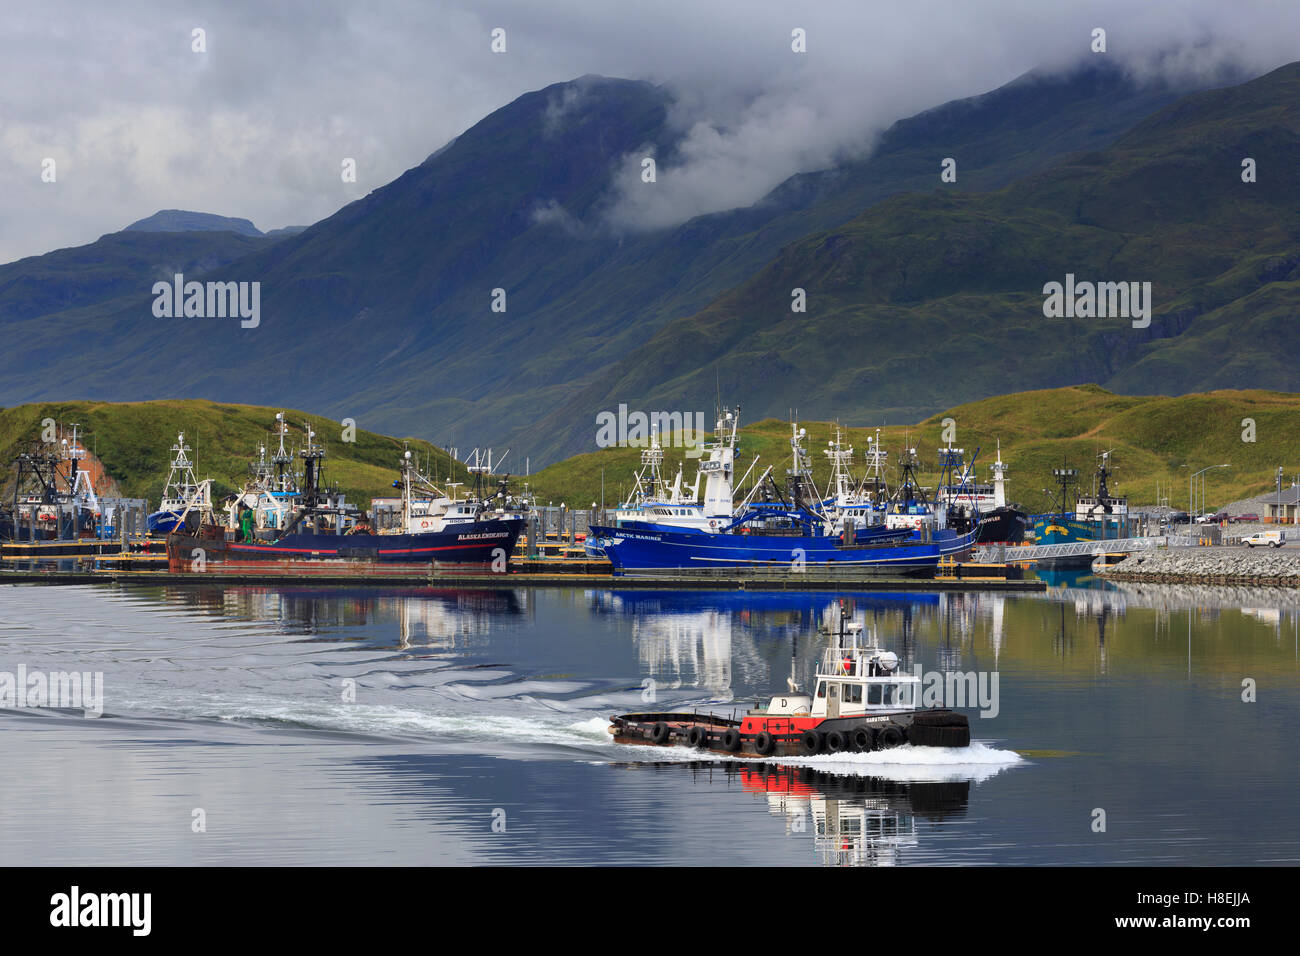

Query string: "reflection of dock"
[0, 564, 1045, 592]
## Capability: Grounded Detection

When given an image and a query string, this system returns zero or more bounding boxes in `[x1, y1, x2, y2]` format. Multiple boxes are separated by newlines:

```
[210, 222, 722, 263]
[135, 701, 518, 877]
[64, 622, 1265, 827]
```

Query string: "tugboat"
[609, 613, 970, 756]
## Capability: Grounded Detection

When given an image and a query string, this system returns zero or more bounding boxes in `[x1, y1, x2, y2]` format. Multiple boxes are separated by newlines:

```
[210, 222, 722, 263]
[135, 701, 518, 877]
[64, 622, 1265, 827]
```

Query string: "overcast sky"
[2, 0, 1297, 263]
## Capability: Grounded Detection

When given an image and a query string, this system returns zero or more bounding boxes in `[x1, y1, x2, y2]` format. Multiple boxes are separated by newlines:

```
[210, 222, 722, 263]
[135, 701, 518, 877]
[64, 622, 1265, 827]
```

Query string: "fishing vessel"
[166, 424, 524, 572]
[882, 444, 938, 533]
[936, 442, 1029, 543]
[223, 415, 301, 534]
[606, 425, 711, 531]
[1074, 450, 1129, 529]
[2, 424, 100, 539]
[609, 613, 970, 756]
[589, 414, 967, 574]
[590, 516, 969, 574]
[147, 432, 214, 534]
[1032, 452, 1130, 546]
[818, 428, 884, 534]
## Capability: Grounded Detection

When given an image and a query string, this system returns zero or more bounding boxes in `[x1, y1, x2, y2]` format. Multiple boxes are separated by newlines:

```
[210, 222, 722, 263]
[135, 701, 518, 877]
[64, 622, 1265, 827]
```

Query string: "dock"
[0, 556, 1044, 591]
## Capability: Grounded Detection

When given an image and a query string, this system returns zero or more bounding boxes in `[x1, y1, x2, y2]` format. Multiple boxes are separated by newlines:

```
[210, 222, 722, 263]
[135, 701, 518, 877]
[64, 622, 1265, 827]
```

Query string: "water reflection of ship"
[591, 590, 943, 694]
[392, 592, 528, 650]
[631, 608, 735, 695]
[1036, 583, 1130, 668]
[676, 761, 970, 867]
[168, 587, 525, 641]
[595, 589, 939, 618]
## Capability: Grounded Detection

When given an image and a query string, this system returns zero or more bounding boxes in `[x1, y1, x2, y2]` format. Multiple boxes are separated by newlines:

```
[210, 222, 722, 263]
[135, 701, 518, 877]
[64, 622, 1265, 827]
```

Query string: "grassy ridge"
[526, 386, 1300, 514]
[5, 386, 1297, 515]
[0, 399, 467, 507]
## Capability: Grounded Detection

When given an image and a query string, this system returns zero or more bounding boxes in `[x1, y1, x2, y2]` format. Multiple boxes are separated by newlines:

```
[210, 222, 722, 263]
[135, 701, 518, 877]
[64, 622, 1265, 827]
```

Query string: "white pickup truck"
[1243, 530, 1286, 548]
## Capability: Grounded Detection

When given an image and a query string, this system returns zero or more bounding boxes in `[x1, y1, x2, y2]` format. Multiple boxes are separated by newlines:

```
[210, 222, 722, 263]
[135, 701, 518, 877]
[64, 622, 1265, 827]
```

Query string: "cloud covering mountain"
[4, 0, 1298, 261]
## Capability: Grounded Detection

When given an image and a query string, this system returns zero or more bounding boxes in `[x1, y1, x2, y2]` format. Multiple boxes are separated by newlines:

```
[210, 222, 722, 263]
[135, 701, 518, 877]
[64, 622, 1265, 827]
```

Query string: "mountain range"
[3, 58, 1294, 467]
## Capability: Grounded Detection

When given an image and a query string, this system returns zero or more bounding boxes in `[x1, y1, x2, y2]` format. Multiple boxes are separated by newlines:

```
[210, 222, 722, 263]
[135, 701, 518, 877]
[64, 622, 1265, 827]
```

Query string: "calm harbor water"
[1, 576, 1298, 866]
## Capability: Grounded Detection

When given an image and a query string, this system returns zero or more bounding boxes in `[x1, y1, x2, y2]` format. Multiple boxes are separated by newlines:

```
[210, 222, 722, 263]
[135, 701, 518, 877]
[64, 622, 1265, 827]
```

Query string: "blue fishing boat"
[147, 432, 214, 534]
[590, 510, 974, 574]
[589, 407, 975, 574]
[1031, 452, 1130, 545]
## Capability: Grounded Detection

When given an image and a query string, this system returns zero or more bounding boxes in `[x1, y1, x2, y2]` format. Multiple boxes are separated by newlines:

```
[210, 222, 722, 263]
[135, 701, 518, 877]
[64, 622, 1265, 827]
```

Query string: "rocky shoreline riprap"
[1102, 547, 1300, 586]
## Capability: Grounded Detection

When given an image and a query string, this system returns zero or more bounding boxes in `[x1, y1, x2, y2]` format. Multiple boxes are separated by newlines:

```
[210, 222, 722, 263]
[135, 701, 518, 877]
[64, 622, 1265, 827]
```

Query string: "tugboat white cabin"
[758, 625, 919, 721]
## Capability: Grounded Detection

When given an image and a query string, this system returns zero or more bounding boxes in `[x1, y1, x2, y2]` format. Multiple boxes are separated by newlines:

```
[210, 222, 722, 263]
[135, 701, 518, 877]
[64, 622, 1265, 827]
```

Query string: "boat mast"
[863, 429, 889, 502]
[271, 413, 295, 495]
[701, 406, 739, 519]
[401, 442, 415, 529]
[991, 440, 1009, 509]
[1051, 462, 1078, 516]
[786, 419, 820, 511]
[164, 432, 199, 501]
[625, 426, 668, 508]
[62, 423, 99, 516]
[824, 427, 855, 504]
[299, 422, 324, 509]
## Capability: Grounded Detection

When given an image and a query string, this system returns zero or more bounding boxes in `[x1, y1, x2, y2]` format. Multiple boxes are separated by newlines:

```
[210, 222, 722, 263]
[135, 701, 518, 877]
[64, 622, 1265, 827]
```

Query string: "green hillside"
[0, 64, 1208, 466]
[4, 387, 1296, 516]
[526, 386, 1300, 515]
[0, 400, 468, 507]
[522, 61, 1300, 461]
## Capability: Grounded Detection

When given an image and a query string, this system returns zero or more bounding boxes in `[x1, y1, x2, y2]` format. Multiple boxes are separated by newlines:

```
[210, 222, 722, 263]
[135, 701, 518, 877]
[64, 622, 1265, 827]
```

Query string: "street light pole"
[1278, 466, 1285, 525]
[1190, 464, 1229, 524]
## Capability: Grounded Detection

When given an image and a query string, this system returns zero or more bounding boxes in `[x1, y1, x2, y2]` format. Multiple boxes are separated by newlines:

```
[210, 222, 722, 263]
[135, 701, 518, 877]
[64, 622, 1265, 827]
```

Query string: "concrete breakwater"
[1103, 547, 1300, 586]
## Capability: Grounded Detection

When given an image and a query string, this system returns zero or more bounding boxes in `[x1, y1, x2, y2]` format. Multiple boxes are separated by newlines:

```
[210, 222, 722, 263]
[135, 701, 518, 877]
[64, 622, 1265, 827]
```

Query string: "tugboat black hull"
[609, 708, 970, 757]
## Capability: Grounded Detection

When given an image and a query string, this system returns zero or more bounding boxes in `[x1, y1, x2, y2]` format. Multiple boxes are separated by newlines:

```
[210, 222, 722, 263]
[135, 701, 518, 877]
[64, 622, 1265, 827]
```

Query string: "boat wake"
[597, 730, 1022, 783]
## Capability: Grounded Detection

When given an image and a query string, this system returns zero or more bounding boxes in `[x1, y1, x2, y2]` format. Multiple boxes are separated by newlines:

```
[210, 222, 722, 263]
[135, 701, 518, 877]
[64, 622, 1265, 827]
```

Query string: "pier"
[976, 534, 1203, 563]
[0, 556, 1044, 591]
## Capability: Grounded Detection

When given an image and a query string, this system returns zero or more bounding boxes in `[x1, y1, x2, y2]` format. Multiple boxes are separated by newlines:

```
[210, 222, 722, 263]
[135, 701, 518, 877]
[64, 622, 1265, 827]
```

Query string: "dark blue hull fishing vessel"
[588, 521, 975, 575]
[166, 418, 525, 573]
[167, 518, 523, 569]
[587, 408, 977, 576]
